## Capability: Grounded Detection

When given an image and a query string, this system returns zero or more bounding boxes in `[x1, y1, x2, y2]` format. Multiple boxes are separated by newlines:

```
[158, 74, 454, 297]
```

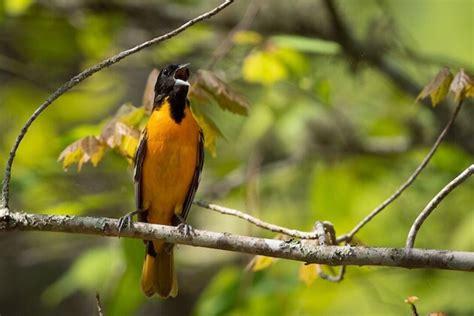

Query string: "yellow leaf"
[119, 134, 139, 160]
[416, 67, 453, 107]
[404, 296, 419, 305]
[5, 0, 33, 16]
[272, 47, 309, 75]
[242, 50, 288, 85]
[190, 106, 223, 157]
[449, 68, 474, 103]
[299, 264, 318, 286]
[60, 144, 84, 171]
[252, 256, 275, 271]
[58, 136, 106, 171]
[232, 30, 263, 45]
[90, 145, 105, 167]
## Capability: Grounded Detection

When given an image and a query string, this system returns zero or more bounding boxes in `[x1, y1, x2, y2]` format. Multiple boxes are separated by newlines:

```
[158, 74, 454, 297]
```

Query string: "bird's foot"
[118, 209, 145, 234]
[175, 214, 196, 237]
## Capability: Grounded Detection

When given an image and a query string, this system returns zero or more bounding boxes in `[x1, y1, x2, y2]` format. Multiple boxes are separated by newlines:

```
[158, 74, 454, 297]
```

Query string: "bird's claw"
[118, 215, 132, 234]
[118, 209, 143, 234]
[177, 222, 196, 237]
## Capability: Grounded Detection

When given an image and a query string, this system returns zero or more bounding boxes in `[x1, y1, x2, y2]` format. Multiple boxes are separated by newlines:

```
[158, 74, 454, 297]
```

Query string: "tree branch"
[1, 209, 473, 271]
[337, 100, 464, 243]
[406, 164, 474, 248]
[95, 292, 104, 316]
[195, 200, 319, 239]
[0, 0, 234, 209]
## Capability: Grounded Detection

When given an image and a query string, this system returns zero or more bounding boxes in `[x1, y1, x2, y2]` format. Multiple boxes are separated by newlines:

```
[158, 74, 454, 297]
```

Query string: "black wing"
[133, 130, 148, 222]
[173, 130, 204, 225]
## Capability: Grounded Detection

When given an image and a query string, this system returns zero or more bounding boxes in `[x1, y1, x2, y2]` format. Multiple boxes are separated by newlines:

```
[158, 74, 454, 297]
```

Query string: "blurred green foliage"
[0, 0, 472, 315]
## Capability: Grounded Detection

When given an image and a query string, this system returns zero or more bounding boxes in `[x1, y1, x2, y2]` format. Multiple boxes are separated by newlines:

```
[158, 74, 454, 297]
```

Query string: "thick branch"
[406, 164, 474, 248]
[1, 209, 473, 271]
[337, 100, 464, 243]
[0, 0, 234, 209]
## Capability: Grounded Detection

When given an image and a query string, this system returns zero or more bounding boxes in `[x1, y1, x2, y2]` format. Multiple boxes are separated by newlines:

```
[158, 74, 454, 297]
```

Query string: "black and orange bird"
[119, 64, 204, 298]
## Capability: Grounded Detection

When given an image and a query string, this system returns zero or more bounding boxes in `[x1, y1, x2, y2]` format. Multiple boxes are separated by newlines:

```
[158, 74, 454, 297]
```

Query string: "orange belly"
[141, 101, 199, 225]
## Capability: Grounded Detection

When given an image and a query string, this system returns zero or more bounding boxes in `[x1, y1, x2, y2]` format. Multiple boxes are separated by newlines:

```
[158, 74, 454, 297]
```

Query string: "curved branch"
[337, 100, 464, 243]
[406, 164, 474, 248]
[0, 209, 473, 271]
[195, 200, 319, 239]
[316, 264, 346, 283]
[0, 0, 235, 209]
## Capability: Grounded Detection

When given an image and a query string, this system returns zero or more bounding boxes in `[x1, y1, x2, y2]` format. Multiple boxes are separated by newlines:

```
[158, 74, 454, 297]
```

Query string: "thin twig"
[0, 0, 234, 209]
[323, 0, 354, 49]
[410, 304, 419, 316]
[194, 200, 319, 239]
[95, 292, 104, 316]
[316, 264, 346, 283]
[406, 164, 474, 248]
[1, 209, 473, 271]
[337, 100, 464, 243]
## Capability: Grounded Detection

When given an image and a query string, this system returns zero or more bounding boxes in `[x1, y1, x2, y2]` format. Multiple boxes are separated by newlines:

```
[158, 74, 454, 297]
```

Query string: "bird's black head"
[154, 63, 190, 101]
[153, 63, 191, 123]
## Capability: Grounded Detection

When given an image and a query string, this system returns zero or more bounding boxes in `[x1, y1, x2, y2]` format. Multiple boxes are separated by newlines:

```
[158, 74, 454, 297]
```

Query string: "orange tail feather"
[141, 241, 177, 298]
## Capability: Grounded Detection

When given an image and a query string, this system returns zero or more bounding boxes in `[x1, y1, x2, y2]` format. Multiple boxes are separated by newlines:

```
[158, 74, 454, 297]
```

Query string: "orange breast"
[141, 100, 200, 225]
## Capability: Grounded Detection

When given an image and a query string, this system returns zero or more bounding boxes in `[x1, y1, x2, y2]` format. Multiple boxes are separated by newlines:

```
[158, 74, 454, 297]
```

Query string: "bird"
[119, 63, 204, 298]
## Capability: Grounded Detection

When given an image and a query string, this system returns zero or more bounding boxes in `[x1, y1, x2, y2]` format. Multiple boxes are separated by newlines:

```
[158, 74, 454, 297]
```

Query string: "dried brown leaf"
[101, 121, 140, 159]
[193, 70, 249, 115]
[142, 69, 159, 114]
[449, 68, 474, 103]
[404, 296, 419, 305]
[100, 104, 143, 149]
[58, 136, 106, 171]
[416, 67, 453, 107]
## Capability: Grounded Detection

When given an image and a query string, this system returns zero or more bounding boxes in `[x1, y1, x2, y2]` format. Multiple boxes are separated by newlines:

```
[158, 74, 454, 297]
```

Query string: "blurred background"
[0, 0, 473, 315]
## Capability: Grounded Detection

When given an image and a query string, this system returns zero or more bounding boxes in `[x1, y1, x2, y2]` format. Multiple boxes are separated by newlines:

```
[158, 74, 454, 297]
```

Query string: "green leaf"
[272, 47, 309, 76]
[271, 35, 340, 54]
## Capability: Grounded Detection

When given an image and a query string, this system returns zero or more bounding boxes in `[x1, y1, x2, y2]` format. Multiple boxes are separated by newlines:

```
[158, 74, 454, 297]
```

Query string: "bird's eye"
[163, 69, 169, 76]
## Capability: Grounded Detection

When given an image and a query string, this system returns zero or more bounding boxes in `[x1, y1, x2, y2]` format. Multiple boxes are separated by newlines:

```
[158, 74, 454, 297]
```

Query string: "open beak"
[174, 63, 190, 87]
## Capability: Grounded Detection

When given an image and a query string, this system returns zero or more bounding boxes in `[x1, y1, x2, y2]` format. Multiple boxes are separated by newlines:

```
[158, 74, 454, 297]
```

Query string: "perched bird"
[119, 64, 204, 298]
